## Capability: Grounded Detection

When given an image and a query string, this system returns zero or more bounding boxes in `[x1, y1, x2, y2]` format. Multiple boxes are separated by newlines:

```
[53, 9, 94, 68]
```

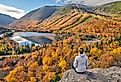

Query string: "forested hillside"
[0, 26, 9, 34]
[0, 31, 121, 81]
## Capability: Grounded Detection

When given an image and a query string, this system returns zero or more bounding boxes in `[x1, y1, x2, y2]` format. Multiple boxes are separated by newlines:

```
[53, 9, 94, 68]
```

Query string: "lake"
[13, 32, 56, 37]
[10, 32, 56, 46]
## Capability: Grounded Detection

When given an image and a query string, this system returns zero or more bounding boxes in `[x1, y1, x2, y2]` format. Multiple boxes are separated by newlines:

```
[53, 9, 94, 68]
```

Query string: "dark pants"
[71, 63, 86, 74]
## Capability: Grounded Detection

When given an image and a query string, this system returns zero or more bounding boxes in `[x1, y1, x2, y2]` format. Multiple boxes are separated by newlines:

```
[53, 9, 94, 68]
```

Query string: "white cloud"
[55, 0, 61, 3]
[0, 4, 26, 19]
[54, 0, 83, 4]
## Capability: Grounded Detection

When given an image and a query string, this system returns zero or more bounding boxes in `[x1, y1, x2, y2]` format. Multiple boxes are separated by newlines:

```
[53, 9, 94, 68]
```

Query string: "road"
[0, 53, 31, 61]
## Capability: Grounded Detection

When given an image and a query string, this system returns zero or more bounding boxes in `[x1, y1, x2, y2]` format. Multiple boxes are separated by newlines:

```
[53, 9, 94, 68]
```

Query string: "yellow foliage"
[31, 54, 38, 60]
[29, 61, 39, 69]
[56, 47, 62, 54]
[58, 59, 67, 70]
[5, 70, 17, 82]
[43, 56, 52, 65]
[27, 62, 32, 67]
[43, 65, 49, 72]
[66, 49, 72, 56]
[28, 71, 34, 77]
[110, 41, 119, 49]
[14, 66, 24, 72]
[111, 47, 121, 55]
[32, 51, 39, 56]
[43, 72, 56, 81]
[62, 47, 68, 54]
[30, 77, 37, 82]
[5, 66, 24, 82]
[90, 47, 102, 57]
[5, 77, 17, 82]
[51, 52, 58, 59]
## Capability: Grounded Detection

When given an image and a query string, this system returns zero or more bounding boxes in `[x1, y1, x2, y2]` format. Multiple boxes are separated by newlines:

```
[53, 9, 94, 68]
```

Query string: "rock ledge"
[59, 66, 121, 82]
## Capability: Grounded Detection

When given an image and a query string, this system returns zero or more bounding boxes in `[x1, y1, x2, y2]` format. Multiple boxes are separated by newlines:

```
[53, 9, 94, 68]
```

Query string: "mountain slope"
[84, 0, 121, 6]
[38, 1, 121, 33]
[9, 4, 90, 30]
[93, 1, 121, 16]
[9, 1, 121, 32]
[9, 6, 59, 30]
[0, 13, 16, 25]
[0, 26, 9, 34]
[40, 11, 121, 34]
[21, 6, 60, 20]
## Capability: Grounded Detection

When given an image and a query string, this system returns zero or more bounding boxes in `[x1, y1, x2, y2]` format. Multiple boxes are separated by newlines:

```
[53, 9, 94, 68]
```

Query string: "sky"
[0, 0, 120, 19]
[0, 0, 61, 19]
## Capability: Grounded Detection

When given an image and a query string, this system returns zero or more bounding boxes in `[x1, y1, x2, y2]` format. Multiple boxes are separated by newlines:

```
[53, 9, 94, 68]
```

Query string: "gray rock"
[60, 66, 121, 82]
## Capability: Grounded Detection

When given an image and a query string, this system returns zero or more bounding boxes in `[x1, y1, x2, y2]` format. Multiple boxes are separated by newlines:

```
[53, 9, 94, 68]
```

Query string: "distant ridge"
[0, 13, 16, 25]
[84, 0, 121, 6]
[93, 1, 121, 15]
[20, 6, 60, 20]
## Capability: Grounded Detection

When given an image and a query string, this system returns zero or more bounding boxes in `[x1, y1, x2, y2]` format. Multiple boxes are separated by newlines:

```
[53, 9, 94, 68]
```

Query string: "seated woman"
[73, 48, 88, 74]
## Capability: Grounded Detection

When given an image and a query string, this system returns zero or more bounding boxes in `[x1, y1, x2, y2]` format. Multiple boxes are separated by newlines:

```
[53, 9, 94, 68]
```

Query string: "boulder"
[60, 66, 121, 82]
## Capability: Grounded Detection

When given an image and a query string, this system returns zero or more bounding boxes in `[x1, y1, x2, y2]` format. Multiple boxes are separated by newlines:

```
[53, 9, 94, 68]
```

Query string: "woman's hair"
[78, 48, 84, 54]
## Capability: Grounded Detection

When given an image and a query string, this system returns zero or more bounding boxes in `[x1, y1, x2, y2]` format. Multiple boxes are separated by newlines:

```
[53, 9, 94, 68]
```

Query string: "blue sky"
[0, 0, 61, 12]
[0, 0, 62, 18]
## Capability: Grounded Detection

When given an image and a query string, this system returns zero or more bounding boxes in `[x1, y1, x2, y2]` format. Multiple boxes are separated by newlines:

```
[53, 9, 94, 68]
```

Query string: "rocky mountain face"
[0, 13, 16, 25]
[60, 66, 121, 82]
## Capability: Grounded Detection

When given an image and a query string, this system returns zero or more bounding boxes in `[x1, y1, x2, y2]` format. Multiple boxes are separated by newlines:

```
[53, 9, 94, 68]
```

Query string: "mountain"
[84, 0, 121, 6]
[21, 6, 59, 20]
[9, 4, 90, 30]
[0, 13, 16, 25]
[9, 1, 121, 32]
[33, 2, 121, 33]
[93, 1, 121, 16]
[9, 6, 59, 30]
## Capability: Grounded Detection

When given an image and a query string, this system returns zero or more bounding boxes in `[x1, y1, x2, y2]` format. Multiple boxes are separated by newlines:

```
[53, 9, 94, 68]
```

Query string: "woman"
[73, 48, 88, 74]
